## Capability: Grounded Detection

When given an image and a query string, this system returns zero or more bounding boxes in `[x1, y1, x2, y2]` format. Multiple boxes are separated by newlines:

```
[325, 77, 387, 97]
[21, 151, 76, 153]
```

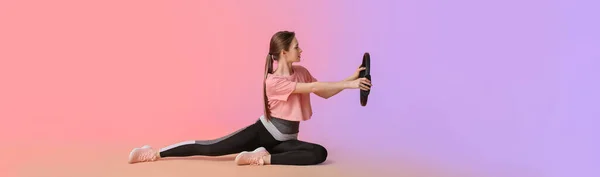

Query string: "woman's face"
[284, 37, 302, 63]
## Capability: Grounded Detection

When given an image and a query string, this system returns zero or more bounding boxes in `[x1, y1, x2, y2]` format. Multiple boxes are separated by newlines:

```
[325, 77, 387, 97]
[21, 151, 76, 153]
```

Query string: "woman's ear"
[280, 50, 287, 59]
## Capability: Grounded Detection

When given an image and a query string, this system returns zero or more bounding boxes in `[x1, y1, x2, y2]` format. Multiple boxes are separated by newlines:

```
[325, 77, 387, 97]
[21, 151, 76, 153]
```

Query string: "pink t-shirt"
[265, 65, 318, 121]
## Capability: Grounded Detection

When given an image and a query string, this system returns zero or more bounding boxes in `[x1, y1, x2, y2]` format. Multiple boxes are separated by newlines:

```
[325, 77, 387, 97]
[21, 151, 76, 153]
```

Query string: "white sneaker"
[128, 145, 159, 164]
[234, 147, 270, 165]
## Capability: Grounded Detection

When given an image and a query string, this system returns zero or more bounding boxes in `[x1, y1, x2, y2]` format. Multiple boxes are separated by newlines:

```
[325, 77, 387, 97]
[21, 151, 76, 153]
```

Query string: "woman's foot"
[128, 145, 159, 164]
[235, 147, 270, 166]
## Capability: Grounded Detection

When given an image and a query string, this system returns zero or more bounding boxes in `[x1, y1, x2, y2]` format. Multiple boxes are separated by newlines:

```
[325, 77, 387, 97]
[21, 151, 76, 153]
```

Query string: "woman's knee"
[312, 144, 328, 164]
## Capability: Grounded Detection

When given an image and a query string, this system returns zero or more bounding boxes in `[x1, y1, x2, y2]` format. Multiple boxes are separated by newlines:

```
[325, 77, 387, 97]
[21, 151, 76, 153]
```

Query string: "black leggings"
[159, 120, 328, 165]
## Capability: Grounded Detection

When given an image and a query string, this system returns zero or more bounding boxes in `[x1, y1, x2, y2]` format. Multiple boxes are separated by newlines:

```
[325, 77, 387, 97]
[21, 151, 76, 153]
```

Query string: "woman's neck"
[273, 61, 294, 76]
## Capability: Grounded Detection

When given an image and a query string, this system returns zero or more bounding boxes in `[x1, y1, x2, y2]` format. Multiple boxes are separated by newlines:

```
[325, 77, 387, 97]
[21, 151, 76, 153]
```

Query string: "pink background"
[1, 0, 598, 177]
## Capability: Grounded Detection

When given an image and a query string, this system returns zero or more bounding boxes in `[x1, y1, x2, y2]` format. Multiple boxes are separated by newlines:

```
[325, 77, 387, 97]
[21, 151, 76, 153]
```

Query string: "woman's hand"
[349, 77, 372, 91]
[347, 66, 367, 81]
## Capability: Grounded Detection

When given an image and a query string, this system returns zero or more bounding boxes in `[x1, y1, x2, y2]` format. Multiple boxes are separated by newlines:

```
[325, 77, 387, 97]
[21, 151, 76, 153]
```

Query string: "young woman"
[127, 31, 372, 166]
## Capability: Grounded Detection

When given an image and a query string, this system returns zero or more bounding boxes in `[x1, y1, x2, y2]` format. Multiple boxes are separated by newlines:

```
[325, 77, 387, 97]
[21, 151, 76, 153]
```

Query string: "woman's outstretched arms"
[310, 66, 371, 99]
[294, 77, 371, 99]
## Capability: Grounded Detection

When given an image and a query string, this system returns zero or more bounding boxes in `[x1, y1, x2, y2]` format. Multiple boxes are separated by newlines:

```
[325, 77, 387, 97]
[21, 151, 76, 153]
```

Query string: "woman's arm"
[311, 66, 370, 99]
[292, 81, 352, 95]
[311, 76, 356, 99]
[293, 77, 371, 99]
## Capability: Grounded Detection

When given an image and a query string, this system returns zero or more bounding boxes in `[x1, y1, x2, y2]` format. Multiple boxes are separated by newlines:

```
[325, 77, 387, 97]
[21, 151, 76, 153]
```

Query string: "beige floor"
[7, 144, 475, 177]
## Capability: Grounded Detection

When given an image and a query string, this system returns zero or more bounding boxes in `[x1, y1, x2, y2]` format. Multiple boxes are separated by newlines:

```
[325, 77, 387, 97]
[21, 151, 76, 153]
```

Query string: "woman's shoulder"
[292, 65, 310, 73]
[265, 72, 290, 86]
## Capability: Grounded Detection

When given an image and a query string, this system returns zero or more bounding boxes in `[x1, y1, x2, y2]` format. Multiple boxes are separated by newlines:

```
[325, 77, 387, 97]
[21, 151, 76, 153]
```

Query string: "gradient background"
[1, 0, 598, 177]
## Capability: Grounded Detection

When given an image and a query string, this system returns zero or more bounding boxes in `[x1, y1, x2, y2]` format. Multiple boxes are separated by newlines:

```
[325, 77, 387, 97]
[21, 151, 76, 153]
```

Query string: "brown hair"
[263, 31, 296, 121]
